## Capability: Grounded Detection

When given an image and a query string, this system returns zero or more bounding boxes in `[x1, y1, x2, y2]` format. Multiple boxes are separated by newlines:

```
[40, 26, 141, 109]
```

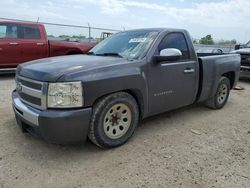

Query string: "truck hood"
[18, 55, 131, 82]
[231, 48, 250, 54]
[49, 40, 95, 51]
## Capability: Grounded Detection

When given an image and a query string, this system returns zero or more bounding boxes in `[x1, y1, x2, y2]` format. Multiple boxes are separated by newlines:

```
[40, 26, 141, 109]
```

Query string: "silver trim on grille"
[16, 76, 48, 110]
[13, 96, 39, 125]
[20, 84, 42, 98]
[241, 66, 250, 70]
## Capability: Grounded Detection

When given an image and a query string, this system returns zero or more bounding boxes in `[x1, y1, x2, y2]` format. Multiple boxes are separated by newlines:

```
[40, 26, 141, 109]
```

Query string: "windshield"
[90, 30, 159, 60]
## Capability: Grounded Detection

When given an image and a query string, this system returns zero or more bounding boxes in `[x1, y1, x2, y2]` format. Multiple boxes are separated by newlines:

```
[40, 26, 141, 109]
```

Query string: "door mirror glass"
[234, 45, 240, 50]
[155, 48, 182, 62]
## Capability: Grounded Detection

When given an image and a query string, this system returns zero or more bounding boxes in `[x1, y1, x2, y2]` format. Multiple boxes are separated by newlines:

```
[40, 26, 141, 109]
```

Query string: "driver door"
[0, 23, 22, 68]
[148, 32, 199, 115]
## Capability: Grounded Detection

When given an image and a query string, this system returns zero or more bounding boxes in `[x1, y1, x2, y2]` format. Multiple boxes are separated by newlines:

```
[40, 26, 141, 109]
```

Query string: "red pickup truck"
[0, 21, 95, 70]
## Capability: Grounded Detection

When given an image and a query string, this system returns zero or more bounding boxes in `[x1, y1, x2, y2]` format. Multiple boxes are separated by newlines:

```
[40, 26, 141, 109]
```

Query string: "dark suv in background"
[233, 41, 250, 78]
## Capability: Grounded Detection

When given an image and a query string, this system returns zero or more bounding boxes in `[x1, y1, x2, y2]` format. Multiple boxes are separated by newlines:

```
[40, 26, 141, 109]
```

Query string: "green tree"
[193, 39, 198, 44]
[72, 35, 86, 39]
[230, 39, 237, 44]
[58, 35, 70, 38]
[47, 34, 55, 38]
[199, 35, 214, 45]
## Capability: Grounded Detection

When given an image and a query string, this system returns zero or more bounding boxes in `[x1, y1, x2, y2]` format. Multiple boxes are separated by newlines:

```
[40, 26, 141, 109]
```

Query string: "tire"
[88, 92, 139, 148]
[205, 76, 231, 109]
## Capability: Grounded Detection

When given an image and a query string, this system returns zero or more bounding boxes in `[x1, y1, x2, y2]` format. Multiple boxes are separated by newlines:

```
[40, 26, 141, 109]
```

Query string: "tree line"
[48, 34, 238, 45]
[48, 34, 89, 39]
[193, 35, 237, 45]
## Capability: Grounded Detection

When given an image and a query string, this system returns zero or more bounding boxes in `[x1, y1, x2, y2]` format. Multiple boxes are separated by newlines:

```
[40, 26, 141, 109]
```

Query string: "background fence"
[194, 44, 236, 53]
[0, 17, 237, 52]
[0, 17, 122, 43]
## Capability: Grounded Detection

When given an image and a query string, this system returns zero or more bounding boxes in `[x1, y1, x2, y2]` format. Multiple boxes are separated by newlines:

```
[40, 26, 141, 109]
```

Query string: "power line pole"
[88, 23, 91, 42]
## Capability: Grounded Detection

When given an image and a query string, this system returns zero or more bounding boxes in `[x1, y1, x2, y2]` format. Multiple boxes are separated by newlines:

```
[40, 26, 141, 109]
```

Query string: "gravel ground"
[0, 75, 250, 188]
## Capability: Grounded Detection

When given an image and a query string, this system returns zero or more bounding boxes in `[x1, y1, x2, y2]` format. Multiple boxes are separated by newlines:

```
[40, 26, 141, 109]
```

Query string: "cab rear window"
[22, 25, 41, 39]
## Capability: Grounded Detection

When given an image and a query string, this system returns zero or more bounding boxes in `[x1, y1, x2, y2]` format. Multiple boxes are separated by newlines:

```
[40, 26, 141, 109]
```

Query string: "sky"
[1, 0, 250, 43]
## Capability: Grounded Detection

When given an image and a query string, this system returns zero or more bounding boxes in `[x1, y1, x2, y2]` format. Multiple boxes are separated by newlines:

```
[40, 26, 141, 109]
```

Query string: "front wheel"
[88, 92, 139, 148]
[205, 76, 231, 109]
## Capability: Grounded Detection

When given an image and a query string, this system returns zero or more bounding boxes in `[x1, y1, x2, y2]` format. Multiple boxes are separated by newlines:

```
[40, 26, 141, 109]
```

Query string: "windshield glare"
[90, 31, 159, 60]
[246, 41, 250, 48]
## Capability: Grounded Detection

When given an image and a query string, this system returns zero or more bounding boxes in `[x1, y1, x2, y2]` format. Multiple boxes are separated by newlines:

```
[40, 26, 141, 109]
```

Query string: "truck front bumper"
[12, 91, 92, 144]
[240, 66, 250, 78]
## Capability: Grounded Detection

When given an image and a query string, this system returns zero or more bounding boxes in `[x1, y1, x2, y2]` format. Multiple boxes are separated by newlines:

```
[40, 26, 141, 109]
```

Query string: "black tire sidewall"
[214, 77, 230, 109]
[93, 93, 139, 148]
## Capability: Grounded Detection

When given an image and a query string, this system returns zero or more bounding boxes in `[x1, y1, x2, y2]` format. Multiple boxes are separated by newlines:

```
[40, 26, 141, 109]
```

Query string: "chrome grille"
[241, 54, 250, 66]
[16, 76, 47, 110]
[241, 66, 250, 72]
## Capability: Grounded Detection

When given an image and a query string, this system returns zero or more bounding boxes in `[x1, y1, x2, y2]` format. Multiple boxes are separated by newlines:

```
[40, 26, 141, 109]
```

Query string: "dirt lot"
[0, 75, 249, 188]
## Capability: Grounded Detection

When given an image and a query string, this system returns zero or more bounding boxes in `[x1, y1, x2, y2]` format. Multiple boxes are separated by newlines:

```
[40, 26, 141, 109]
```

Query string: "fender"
[58, 65, 149, 118]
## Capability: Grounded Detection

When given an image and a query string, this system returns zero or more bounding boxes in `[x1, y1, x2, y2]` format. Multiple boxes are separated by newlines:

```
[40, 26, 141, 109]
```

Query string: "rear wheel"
[88, 92, 139, 148]
[205, 76, 231, 109]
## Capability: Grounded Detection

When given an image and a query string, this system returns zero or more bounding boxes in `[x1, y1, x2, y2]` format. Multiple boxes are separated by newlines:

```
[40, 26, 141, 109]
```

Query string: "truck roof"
[0, 20, 44, 26]
[120, 28, 188, 33]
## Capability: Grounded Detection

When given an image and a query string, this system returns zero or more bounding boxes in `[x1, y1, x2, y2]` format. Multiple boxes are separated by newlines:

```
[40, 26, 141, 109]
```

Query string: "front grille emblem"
[16, 82, 22, 92]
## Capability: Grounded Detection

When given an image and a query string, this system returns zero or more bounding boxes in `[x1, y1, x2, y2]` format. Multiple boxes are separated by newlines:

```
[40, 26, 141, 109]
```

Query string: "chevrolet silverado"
[12, 28, 241, 148]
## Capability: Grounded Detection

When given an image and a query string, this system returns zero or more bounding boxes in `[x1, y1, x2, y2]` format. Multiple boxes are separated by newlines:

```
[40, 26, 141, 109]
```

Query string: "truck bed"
[197, 52, 230, 57]
[196, 53, 241, 102]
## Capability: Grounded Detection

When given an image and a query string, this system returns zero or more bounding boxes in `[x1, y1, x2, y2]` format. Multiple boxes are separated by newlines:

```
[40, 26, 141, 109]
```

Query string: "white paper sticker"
[129, 38, 147, 43]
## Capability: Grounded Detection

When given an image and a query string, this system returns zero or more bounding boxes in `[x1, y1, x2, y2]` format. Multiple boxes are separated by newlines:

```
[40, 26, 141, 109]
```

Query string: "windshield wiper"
[86, 51, 95, 55]
[95, 53, 123, 58]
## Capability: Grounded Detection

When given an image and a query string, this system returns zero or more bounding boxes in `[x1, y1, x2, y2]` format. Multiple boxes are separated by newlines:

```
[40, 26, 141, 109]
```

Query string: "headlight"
[47, 82, 83, 108]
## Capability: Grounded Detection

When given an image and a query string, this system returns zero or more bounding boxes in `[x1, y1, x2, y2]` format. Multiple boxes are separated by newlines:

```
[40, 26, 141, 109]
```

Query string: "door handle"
[36, 43, 44, 46]
[9, 42, 19, 45]
[184, 68, 195, 73]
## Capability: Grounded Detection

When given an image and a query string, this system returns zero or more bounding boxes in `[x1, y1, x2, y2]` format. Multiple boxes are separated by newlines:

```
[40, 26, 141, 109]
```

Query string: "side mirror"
[154, 48, 182, 63]
[234, 44, 246, 50]
[234, 45, 240, 50]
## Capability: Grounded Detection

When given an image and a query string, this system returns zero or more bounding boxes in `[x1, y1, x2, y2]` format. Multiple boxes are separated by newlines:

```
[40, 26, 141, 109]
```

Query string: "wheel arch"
[222, 71, 235, 89]
[66, 49, 83, 55]
[92, 89, 145, 120]
[124, 89, 144, 119]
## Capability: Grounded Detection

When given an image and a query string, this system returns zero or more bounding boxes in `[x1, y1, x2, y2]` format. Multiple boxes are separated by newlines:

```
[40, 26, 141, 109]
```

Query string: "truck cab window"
[90, 31, 159, 60]
[158, 33, 190, 60]
[0, 24, 18, 39]
[0, 25, 7, 38]
[22, 25, 40, 39]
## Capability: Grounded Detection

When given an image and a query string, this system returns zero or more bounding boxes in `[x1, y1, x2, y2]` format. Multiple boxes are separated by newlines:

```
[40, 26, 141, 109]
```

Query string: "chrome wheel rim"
[217, 83, 228, 104]
[103, 103, 132, 139]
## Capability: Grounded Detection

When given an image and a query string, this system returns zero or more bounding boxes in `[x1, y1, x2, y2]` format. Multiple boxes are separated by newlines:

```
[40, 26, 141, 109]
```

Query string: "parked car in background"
[231, 41, 250, 78]
[12, 28, 240, 148]
[0, 21, 95, 71]
[101, 32, 113, 40]
[196, 48, 223, 54]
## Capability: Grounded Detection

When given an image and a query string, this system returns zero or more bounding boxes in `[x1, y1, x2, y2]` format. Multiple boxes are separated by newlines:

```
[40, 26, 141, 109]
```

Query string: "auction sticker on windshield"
[129, 38, 147, 43]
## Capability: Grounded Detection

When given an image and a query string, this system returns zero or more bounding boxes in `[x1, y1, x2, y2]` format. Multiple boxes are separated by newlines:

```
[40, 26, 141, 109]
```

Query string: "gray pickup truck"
[12, 28, 240, 148]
